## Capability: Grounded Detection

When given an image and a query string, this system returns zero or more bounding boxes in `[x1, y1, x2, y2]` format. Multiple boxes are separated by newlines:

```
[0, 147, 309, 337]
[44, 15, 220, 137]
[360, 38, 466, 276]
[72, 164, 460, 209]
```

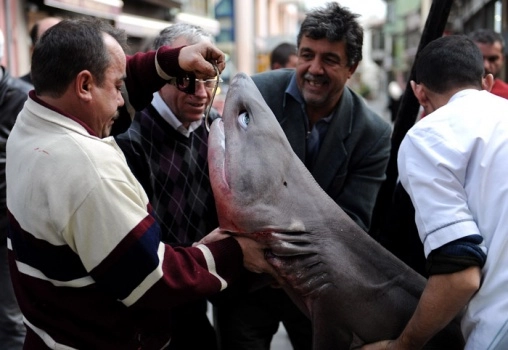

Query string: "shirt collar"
[29, 91, 97, 136]
[286, 73, 304, 106]
[448, 89, 479, 104]
[151, 91, 203, 138]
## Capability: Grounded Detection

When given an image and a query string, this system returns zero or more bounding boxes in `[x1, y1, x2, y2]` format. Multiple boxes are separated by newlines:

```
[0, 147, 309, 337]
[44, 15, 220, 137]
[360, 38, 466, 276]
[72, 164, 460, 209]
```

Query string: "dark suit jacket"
[252, 69, 391, 231]
[0, 68, 32, 242]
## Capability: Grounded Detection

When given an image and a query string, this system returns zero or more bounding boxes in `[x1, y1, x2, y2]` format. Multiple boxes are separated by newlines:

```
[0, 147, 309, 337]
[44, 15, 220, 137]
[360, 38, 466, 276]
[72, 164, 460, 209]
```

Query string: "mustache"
[303, 73, 328, 84]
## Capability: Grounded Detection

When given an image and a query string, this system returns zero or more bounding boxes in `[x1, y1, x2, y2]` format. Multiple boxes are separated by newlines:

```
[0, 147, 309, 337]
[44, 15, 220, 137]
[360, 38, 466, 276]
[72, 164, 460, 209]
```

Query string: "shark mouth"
[208, 118, 230, 193]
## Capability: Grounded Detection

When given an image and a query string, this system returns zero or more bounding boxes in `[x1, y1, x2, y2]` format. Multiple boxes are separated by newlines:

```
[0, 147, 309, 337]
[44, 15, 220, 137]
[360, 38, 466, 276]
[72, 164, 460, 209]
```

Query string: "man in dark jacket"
[214, 3, 392, 350]
[0, 28, 31, 350]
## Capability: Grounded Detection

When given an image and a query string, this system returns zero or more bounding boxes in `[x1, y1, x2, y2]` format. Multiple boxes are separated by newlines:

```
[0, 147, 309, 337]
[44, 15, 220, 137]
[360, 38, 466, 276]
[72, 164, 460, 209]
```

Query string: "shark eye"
[238, 112, 250, 130]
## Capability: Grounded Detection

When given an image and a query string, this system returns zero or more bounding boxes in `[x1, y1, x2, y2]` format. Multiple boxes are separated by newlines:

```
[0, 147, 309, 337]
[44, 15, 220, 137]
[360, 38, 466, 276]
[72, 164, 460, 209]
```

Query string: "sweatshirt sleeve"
[133, 236, 245, 311]
[70, 168, 245, 311]
[125, 46, 188, 111]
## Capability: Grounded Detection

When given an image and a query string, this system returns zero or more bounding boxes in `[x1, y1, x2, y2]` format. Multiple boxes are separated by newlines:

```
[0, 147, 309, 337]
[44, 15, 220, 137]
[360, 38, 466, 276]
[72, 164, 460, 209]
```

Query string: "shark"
[207, 72, 464, 349]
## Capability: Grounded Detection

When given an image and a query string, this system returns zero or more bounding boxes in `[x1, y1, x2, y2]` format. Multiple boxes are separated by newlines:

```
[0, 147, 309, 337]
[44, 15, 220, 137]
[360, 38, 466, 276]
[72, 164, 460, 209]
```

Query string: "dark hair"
[297, 2, 363, 66]
[29, 17, 63, 46]
[31, 18, 128, 97]
[29, 23, 40, 46]
[152, 22, 213, 50]
[270, 42, 297, 69]
[469, 28, 505, 50]
[415, 35, 484, 93]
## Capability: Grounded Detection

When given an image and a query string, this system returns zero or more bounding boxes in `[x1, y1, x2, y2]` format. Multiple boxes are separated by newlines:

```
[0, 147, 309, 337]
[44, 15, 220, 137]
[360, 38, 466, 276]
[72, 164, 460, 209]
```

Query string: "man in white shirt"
[362, 35, 508, 350]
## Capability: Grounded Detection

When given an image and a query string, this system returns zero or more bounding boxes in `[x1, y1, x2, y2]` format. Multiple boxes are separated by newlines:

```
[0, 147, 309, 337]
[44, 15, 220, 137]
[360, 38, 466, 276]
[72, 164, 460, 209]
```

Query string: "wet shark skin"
[207, 72, 465, 349]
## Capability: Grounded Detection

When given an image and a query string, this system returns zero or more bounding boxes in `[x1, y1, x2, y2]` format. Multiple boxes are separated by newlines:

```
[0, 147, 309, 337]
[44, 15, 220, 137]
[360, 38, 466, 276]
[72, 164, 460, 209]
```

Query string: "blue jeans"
[0, 243, 25, 349]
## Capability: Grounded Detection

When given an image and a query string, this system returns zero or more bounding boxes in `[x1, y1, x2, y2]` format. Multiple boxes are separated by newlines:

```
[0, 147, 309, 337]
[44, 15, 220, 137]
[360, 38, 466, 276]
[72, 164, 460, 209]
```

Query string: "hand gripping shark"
[207, 73, 464, 349]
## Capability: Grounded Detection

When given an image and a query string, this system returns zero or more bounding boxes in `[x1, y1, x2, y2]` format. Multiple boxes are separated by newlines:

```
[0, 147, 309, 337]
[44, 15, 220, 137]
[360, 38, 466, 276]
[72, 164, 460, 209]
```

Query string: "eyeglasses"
[168, 76, 223, 93]
[167, 63, 221, 131]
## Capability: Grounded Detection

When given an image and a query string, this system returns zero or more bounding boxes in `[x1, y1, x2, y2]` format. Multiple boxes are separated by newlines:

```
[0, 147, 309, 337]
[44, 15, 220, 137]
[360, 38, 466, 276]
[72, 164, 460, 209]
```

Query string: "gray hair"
[152, 23, 214, 49]
[297, 2, 363, 67]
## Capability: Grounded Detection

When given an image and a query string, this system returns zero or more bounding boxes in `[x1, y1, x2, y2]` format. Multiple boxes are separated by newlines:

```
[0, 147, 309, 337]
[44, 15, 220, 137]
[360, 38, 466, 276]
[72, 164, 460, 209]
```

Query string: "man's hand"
[194, 227, 230, 246]
[179, 42, 226, 78]
[196, 230, 284, 284]
[233, 236, 282, 280]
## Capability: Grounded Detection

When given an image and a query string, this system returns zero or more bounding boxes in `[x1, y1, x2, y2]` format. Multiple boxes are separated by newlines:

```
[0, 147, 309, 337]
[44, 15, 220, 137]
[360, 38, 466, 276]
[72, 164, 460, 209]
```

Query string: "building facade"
[379, 0, 507, 87]
[0, 0, 222, 76]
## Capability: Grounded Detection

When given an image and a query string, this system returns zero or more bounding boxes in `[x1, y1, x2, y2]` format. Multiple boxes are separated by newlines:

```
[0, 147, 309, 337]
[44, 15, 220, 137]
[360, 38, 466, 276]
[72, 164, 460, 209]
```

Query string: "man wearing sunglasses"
[116, 23, 222, 350]
[470, 28, 508, 99]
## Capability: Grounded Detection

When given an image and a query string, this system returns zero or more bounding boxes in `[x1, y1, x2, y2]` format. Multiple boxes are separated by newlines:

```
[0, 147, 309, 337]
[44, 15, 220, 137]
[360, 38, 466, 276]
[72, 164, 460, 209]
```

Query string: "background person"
[270, 42, 298, 69]
[6, 18, 276, 349]
[469, 28, 508, 99]
[0, 28, 31, 350]
[214, 3, 392, 349]
[19, 16, 62, 84]
[116, 23, 221, 350]
[387, 80, 403, 122]
[362, 35, 508, 350]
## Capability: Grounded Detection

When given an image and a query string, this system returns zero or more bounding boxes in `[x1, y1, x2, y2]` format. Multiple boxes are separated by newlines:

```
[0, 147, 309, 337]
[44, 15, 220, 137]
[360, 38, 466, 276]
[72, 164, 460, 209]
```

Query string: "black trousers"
[168, 299, 218, 350]
[214, 287, 312, 350]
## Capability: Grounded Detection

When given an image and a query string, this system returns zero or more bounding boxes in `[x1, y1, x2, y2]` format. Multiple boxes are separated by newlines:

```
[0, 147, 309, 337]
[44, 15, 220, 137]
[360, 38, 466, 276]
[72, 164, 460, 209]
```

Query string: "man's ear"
[410, 80, 429, 108]
[271, 63, 282, 70]
[75, 70, 93, 102]
[482, 73, 495, 92]
[347, 62, 359, 77]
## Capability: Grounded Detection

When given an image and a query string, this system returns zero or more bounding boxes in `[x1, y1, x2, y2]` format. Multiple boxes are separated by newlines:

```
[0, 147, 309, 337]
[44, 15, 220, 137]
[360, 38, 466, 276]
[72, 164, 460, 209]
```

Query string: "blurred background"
[0, 0, 506, 117]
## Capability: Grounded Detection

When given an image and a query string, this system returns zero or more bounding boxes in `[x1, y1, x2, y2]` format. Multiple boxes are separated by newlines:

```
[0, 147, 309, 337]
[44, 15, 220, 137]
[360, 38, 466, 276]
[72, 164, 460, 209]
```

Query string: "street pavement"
[271, 324, 292, 349]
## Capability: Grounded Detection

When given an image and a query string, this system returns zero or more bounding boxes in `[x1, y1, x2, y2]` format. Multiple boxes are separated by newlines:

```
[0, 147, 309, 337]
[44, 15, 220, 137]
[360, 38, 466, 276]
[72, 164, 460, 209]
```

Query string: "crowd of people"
[1, 1, 508, 349]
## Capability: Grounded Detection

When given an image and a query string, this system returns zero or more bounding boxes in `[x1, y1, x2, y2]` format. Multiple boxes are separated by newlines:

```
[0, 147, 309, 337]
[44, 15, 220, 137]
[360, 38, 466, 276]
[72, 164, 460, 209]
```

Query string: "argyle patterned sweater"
[116, 106, 219, 246]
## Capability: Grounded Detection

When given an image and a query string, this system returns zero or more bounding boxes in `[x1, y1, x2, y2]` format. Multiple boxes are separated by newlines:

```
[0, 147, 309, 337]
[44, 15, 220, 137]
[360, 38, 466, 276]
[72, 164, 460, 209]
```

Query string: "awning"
[115, 14, 172, 37]
[44, 0, 123, 20]
[175, 12, 220, 36]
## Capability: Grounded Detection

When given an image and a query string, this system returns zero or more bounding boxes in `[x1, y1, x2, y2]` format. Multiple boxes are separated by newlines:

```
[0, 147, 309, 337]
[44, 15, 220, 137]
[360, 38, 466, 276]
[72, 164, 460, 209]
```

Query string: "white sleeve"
[397, 127, 480, 257]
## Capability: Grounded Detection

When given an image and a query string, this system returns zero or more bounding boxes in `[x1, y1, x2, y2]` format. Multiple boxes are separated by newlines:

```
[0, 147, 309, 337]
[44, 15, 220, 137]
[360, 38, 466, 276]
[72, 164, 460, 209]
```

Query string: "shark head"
[208, 73, 317, 235]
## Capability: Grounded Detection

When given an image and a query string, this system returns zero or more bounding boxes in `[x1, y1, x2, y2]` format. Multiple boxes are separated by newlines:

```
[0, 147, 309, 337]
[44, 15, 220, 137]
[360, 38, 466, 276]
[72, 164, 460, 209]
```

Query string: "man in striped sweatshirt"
[6, 17, 275, 349]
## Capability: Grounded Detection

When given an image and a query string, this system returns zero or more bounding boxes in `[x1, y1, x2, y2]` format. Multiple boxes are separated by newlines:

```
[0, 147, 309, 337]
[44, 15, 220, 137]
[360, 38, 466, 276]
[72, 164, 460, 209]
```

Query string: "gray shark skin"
[207, 72, 464, 350]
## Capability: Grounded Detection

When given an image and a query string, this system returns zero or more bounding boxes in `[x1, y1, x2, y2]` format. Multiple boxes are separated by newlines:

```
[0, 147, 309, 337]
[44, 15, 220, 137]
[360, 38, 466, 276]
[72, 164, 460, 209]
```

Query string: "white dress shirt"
[398, 89, 508, 349]
[151, 91, 202, 137]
